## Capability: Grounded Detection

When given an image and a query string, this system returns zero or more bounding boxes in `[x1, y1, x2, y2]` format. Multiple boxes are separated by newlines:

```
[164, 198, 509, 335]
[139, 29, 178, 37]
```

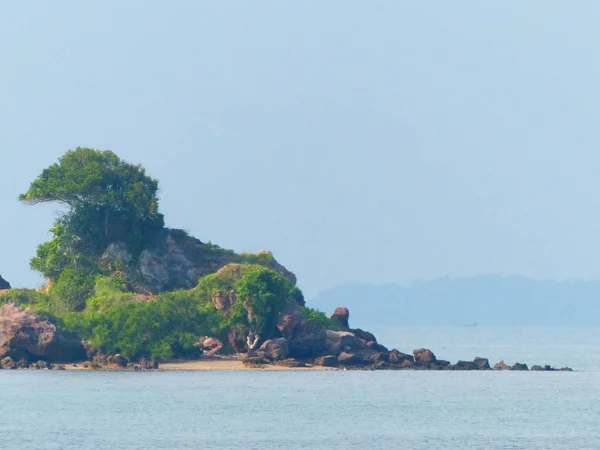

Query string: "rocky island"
[0, 148, 571, 372]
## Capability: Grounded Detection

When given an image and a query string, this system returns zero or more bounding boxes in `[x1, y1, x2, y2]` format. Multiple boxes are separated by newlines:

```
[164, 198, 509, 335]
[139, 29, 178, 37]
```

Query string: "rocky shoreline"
[0, 301, 572, 372]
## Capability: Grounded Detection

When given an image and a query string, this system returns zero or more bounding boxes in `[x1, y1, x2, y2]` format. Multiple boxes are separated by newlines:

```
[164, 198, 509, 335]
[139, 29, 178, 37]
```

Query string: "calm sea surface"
[2, 327, 600, 449]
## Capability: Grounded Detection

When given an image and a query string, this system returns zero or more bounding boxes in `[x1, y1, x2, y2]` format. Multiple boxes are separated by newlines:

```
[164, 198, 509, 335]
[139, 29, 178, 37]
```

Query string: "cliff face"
[100, 228, 296, 294]
[0, 274, 10, 290]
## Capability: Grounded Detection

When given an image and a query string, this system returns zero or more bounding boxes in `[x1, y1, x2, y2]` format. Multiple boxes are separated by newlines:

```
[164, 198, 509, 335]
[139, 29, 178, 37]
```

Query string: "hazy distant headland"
[312, 275, 600, 328]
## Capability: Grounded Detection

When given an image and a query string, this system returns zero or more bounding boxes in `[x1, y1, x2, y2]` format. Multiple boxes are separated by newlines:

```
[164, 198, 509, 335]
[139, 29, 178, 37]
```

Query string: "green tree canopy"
[20, 147, 164, 237]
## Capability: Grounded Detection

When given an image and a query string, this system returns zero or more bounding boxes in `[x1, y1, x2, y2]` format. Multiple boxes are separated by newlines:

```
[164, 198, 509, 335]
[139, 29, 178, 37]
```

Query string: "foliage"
[13, 149, 333, 362]
[0, 289, 49, 308]
[193, 264, 303, 338]
[20, 148, 166, 310]
[301, 306, 344, 331]
[237, 252, 276, 265]
[45, 268, 95, 313]
[234, 265, 301, 336]
[19, 147, 164, 236]
[64, 291, 228, 360]
[85, 276, 135, 312]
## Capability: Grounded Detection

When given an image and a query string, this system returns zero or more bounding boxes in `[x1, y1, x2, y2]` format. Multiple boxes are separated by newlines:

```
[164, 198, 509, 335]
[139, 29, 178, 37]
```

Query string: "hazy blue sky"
[2, 2, 600, 297]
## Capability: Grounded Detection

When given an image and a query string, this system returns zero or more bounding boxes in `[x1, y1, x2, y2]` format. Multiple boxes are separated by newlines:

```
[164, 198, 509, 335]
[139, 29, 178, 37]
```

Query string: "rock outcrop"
[0, 274, 10, 290]
[413, 348, 436, 363]
[331, 307, 350, 328]
[277, 309, 327, 358]
[0, 303, 85, 364]
[259, 338, 289, 361]
[473, 357, 491, 370]
[101, 229, 297, 294]
[511, 362, 529, 371]
[493, 360, 511, 370]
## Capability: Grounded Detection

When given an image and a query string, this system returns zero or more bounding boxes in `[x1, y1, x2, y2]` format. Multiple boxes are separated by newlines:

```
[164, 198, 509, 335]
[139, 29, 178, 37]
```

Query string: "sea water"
[2, 327, 600, 449]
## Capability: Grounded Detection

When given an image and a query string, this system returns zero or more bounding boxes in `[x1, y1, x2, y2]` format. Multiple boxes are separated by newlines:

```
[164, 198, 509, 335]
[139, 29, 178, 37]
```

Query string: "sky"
[2, 1, 600, 298]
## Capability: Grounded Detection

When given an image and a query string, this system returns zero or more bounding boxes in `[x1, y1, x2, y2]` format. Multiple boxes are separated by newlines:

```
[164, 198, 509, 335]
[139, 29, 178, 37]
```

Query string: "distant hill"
[310, 276, 600, 327]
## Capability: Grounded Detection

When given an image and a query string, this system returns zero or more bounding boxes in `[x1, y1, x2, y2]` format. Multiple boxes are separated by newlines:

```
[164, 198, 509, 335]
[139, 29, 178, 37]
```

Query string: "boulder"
[325, 330, 367, 354]
[413, 348, 436, 363]
[15, 358, 29, 369]
[33, 360, 50, 370]
[350, 328, 377, 343]
[0, 356, 16, 369]
[0, 274, 10, 290]
[338, 350, 380, 367]
[259, 338, 289, 361]
[367, 341, 389, 353]
[314, 355, 338, 367]
[473, 357, 491, 370]
[530, 365, 544, 371]
[0, 303, 86, 363]
[278, 310, 327, 358]
[200, 337, 224, 356]
[107, 354, 128, 368]
[338, 352, 360, 366]
[493, 360, 511, 371]
[511, 362, 529, 371]
[331, 307, 350, 328]
[388, 349, 414, 364]
[450, 360, 477, 370]
[100, 242, 133, 268]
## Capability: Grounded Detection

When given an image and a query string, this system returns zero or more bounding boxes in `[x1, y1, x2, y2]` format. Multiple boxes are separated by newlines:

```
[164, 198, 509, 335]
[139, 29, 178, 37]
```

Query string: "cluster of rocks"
[0, 356, 65, 370]
[239, 305, 573, 371]
[80, 352, 158, 371]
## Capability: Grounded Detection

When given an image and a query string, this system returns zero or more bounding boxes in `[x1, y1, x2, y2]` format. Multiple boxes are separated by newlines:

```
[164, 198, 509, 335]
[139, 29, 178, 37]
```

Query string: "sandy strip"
[60, 357, 330, 371]
[160, 359, 329, 371]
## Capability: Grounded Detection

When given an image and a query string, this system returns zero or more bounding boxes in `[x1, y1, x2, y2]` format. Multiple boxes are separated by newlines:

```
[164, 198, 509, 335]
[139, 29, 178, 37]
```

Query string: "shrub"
[67, 291, 228, 361]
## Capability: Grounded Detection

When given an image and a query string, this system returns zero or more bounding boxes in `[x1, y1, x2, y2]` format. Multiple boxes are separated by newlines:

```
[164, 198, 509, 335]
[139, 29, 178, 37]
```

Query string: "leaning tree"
[20, 147, 164, 310]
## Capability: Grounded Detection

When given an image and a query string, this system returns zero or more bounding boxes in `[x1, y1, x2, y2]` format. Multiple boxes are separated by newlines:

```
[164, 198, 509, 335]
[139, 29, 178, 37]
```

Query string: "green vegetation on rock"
[8, 148, 339, 362]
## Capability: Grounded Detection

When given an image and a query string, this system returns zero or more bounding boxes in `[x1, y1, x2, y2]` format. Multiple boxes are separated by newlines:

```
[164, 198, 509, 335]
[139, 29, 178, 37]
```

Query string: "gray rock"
[450, 360, 477, 370]
[259, 338, 289, 361]
[101, 242, 133, 266]
[123, 228, 298, 294]
[413, 348, 437, 363]
[473, 357, 491, 370]
[325, 330, 366, 354]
